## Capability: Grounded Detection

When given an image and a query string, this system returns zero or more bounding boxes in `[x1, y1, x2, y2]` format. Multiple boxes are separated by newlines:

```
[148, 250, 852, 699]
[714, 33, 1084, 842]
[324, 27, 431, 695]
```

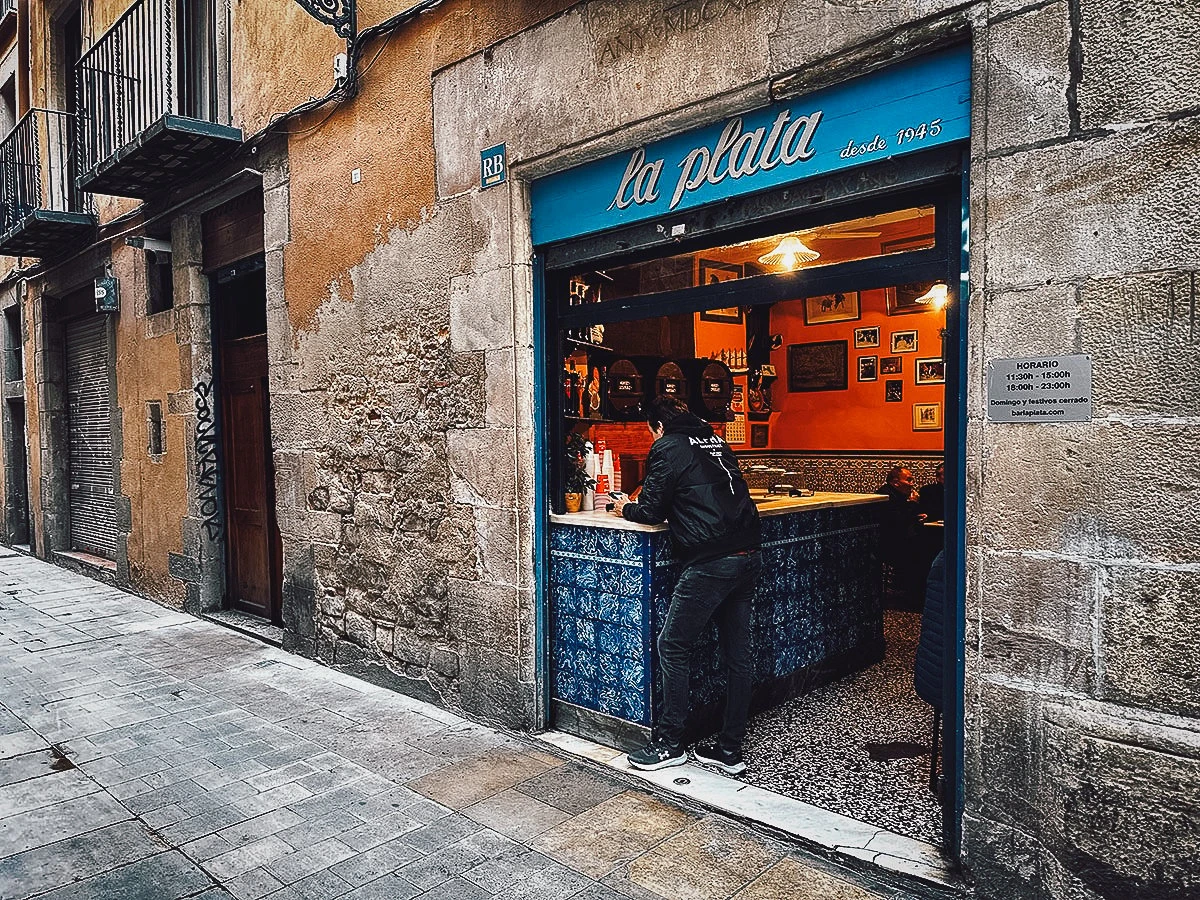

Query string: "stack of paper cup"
[582, 451, 597, 511]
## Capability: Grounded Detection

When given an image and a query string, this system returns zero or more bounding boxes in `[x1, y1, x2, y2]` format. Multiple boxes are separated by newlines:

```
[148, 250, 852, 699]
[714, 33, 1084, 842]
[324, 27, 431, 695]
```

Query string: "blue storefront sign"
[481, 143, 507, 189]
[530, 45, 970, 246]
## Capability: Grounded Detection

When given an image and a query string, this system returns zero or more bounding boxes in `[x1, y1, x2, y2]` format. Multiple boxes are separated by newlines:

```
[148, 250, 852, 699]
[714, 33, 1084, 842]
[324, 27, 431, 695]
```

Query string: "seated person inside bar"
[877, 466, 927, 610]
[919, 462, 946, 522]
[609, 395, 761, 774]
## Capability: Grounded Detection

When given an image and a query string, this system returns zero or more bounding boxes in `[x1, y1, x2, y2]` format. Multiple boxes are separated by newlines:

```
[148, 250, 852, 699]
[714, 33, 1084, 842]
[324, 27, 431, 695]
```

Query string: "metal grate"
[65, 316, 118, 560]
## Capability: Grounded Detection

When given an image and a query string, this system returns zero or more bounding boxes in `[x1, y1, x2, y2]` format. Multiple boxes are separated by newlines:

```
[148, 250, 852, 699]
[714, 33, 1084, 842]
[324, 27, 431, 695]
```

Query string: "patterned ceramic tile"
[549, 505, 885, 732]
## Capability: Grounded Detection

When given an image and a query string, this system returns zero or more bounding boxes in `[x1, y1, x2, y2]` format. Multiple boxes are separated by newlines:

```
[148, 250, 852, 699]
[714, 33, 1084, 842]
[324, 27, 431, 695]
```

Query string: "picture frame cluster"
[851, 328, 945, 430]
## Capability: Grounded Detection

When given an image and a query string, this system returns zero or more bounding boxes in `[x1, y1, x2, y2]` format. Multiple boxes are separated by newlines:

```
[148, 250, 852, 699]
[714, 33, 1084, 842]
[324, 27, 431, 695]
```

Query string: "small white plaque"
[987, 354, 1092, 423]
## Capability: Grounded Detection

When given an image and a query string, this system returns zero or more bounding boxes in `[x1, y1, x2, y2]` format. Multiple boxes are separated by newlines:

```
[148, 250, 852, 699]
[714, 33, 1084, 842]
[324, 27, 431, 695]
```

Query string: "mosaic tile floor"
[739, 611, 943, 845]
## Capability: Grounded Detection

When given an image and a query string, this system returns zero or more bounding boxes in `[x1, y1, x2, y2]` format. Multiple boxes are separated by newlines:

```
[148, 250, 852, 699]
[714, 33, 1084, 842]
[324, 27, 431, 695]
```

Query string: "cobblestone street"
[0, 550, 949, 900]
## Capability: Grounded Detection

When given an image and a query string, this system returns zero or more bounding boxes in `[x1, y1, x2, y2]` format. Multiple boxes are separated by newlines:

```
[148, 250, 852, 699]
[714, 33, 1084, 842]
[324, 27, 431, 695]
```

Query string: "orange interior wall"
[767, 290, 946, 451]
[693, 314, 750, 446]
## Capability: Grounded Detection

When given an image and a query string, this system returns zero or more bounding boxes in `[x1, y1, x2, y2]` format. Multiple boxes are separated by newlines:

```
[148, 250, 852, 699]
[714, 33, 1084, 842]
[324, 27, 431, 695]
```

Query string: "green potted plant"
[564, 432, 595, 513]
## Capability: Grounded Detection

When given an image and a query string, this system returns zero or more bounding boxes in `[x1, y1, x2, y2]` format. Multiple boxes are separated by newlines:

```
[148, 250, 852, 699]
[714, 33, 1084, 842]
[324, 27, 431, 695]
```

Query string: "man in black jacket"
[610, 395, 761, 774]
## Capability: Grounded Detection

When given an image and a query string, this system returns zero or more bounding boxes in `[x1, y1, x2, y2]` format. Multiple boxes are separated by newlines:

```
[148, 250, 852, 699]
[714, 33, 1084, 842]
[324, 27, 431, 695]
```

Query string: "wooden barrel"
[685, 358, 734, 421]
[654, 360, 688, 405]
[605, 357, 646, 420]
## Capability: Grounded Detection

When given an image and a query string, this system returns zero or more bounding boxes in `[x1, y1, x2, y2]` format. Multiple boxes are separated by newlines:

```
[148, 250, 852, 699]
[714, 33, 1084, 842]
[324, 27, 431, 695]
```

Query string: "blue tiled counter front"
[549, 494, 887, 749]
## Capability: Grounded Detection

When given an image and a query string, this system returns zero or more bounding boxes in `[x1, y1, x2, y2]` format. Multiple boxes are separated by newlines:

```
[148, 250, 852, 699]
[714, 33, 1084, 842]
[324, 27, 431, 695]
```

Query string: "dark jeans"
[656, 551, 762, 751]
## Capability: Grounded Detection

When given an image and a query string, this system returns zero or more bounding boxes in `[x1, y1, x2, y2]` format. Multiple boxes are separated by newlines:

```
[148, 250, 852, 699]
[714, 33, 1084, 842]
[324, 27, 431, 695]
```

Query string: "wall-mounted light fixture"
[757, 235, 819, 271]
[914, 282, 950, 311]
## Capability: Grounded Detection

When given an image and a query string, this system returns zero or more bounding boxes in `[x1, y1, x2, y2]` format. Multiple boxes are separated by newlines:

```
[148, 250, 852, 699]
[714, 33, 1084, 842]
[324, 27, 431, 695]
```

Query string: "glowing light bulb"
[758, 235, 819, 270]
[915, 282, 949, 310]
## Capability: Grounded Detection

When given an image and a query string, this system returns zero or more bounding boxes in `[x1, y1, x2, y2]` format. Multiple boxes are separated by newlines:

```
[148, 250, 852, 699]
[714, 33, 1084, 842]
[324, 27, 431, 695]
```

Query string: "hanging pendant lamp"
[758, 235, 820, 270]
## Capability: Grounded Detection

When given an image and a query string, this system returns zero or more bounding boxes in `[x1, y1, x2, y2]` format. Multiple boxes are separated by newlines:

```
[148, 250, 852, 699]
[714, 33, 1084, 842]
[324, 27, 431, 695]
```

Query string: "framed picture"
[853, 325, 879, 349]
[788, 341, 848, 392]
[890, 330, 918, 353]
[698, 260, 743, 323]
[885, 379, 903, 402]
[886, 281, 939, 316]
[750, 424, 769, 448]
[880, 356, 902, 375]
[913, 401, 942, 431]
[881, 236, 936, 316]
[857, 356, 878, 382]
[915, 357, 946, 385]
[802, 291, 861, 326]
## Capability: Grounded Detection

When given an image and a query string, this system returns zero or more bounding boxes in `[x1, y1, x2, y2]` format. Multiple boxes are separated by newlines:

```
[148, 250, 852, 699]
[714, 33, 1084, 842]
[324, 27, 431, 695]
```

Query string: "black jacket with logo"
[622, 414, 760, 566]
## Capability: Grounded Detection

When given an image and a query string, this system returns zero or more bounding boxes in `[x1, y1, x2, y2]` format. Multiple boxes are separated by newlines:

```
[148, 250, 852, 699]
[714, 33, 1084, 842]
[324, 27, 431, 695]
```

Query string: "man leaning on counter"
[610, 395, 762, 775]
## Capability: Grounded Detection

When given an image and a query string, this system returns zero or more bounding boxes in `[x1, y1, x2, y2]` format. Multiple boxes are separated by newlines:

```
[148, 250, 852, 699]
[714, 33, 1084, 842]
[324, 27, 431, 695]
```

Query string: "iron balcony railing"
[76, 0, 232, 181]
[0, 108, 94, 235]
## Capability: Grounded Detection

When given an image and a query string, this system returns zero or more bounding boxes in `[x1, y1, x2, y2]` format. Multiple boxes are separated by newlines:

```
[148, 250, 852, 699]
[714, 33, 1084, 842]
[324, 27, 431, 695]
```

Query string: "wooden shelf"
[565, 415, 619, 425]
[566, 337, 614, 352]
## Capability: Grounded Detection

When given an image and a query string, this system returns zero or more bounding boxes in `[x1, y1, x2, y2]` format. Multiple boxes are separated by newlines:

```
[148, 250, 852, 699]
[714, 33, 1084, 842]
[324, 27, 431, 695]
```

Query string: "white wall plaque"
[987, 355, 1092, 422]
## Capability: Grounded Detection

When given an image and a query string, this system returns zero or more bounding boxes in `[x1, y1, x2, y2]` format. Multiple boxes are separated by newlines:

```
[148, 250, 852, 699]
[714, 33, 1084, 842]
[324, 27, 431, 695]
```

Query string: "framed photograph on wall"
[885, 379, 903, 402]
[857, 356, 878, 382]
[881, 235, 936, 316]
[915, 357, 946, 385]
[803, 291, 860, 326]
[787, 340, 848, 392]
[890, 330, 918, 353]
[698, 260, 743, 323]
[854, 326, 880, 349]
[880, 356, 902, 375]
[913, 401, 942, 431]
[750, 424, 769, 448]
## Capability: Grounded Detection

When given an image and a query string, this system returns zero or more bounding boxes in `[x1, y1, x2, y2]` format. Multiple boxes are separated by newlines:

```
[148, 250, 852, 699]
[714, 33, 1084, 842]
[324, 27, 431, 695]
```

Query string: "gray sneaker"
[693, 741, 746, 775]
[628, 737, 686, 771]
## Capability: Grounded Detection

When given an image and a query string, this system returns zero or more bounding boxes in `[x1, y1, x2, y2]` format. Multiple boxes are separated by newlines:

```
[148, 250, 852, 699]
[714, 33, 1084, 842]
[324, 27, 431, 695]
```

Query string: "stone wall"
[964, 1, 1200, 897]
[421, 0, 1200, 897]
[271, 2, 574, 729]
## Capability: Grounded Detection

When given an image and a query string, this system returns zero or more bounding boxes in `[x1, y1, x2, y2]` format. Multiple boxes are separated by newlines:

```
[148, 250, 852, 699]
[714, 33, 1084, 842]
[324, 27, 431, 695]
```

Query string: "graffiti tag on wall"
[194, 381, 222, 541]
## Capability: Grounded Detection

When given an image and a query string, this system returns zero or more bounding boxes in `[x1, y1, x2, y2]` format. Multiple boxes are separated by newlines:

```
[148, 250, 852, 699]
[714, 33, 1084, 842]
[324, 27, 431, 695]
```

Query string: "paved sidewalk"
[0, 550, 939, 900]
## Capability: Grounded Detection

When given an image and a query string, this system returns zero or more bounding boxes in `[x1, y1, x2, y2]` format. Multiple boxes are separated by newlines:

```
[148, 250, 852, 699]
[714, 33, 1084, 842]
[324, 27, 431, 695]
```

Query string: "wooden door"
[219, 334, 281, 622]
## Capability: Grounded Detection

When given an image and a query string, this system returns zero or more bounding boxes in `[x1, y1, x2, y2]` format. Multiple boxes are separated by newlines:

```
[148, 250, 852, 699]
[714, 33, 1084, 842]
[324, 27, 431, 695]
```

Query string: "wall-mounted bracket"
[294, 0, 356, 40]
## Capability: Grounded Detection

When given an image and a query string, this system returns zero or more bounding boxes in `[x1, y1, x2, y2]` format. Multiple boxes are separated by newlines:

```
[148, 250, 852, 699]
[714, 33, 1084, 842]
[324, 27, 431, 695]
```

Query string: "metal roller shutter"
[65, 316, 118, 559]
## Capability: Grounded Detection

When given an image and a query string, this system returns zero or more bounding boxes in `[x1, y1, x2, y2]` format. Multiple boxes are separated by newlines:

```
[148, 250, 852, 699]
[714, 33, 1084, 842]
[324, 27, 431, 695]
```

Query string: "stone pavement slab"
[0, 551, 948, 900]
[29, 850, 214, 900]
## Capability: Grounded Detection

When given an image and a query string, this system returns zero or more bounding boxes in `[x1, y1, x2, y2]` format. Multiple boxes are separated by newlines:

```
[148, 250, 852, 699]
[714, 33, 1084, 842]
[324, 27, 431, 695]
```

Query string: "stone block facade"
[0, 1, 1195, 897]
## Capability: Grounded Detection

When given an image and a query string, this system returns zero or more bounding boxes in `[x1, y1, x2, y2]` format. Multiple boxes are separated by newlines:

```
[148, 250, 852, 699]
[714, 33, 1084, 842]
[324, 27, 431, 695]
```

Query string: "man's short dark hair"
[886, 466, 910, 486]
[646, 395, 690, 430]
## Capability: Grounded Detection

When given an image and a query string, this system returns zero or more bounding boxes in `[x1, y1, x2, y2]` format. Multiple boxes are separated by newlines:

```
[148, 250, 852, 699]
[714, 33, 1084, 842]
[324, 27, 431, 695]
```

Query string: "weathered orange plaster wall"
[766, 290, 947, 452]
[22, 287, 42, 551]
[111, 244, 187, 601]
[230, 1, 342, 136]
[284, 0, 575, 338]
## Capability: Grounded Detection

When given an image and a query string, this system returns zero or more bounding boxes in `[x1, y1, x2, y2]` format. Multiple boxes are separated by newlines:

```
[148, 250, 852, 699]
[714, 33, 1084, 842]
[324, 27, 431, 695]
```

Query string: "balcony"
[76, 0, 242, 199]
[0, 109, 97, 258]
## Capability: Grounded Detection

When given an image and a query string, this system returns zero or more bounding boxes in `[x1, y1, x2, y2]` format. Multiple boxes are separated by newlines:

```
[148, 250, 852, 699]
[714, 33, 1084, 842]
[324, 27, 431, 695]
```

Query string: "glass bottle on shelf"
[587, 365, 604, 419]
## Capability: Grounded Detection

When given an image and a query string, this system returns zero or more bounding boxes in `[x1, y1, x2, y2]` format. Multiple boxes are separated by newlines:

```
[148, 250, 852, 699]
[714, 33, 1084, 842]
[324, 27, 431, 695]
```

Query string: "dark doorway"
[178, 0, 216, 121]
[6, 400, 31, 547]
[211, 258, 281, 623]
